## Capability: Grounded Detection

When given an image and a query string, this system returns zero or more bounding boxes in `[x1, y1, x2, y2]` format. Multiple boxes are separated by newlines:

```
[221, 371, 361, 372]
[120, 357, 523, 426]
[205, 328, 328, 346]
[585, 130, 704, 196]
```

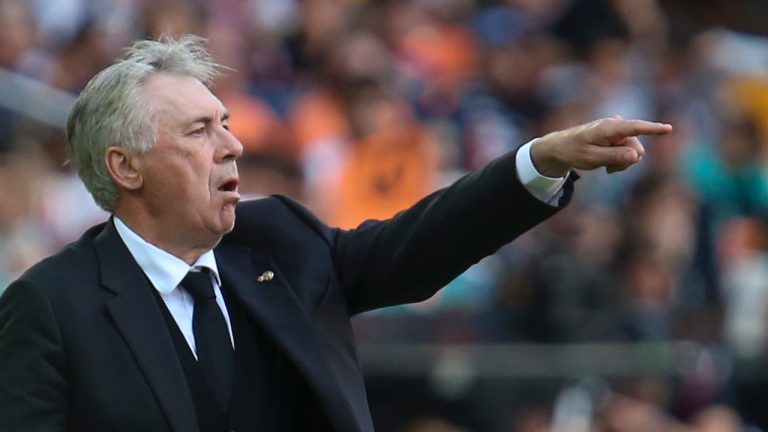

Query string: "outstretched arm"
[326, 117, 673, 313]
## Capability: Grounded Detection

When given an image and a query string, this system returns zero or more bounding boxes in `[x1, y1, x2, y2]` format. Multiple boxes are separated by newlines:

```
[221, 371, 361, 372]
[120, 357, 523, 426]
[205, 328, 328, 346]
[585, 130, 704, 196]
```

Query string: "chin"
[207, 203, 237, 236]
[220, 210, 237, 233]
[223, 220, 236, 234]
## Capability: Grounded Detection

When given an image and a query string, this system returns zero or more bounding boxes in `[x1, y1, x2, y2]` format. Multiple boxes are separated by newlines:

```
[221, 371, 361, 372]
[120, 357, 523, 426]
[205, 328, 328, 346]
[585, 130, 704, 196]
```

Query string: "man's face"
[136, 73, 243, 246]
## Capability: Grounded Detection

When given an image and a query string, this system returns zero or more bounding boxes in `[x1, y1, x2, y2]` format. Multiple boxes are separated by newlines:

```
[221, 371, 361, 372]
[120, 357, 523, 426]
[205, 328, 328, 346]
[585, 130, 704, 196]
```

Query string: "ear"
[105, 146, 143, 191]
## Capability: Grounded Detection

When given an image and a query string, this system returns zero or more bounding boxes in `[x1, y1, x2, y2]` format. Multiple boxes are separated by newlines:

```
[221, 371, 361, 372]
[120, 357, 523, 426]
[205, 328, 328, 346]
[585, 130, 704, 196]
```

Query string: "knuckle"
[610, 150, 622, 164]
[595, 118, 609, 129]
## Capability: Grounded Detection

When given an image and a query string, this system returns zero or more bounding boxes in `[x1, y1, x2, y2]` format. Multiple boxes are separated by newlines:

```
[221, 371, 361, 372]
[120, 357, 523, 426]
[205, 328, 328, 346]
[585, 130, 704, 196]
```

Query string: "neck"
[114, 209, 220, 266]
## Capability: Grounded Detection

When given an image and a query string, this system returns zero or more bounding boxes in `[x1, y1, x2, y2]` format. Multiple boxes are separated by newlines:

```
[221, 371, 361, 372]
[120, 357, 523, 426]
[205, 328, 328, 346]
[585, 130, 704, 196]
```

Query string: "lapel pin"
[257, 271, 274, 282]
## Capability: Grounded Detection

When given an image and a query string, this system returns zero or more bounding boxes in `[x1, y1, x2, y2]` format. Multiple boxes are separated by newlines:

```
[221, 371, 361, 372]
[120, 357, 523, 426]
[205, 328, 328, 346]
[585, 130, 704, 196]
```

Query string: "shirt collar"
[113, 217, 221, 294]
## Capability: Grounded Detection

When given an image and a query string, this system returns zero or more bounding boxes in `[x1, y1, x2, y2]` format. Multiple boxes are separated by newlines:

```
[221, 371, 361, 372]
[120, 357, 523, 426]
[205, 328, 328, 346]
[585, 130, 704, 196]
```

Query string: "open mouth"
[218, 178, 239, 193]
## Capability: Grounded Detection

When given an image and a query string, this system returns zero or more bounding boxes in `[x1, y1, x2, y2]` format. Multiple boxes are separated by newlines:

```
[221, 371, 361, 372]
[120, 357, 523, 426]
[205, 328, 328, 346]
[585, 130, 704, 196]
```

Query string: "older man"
[0, 35, 671, 432]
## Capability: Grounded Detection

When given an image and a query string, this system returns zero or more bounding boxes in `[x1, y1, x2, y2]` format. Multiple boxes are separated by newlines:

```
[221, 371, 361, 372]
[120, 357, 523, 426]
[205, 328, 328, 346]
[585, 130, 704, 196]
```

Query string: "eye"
[189, 127, 205, 136]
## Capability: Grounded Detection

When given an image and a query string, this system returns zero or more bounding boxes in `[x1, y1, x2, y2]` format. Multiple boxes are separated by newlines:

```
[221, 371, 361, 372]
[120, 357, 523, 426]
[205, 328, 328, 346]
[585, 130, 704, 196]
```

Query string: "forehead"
[141, 73, 225, 122]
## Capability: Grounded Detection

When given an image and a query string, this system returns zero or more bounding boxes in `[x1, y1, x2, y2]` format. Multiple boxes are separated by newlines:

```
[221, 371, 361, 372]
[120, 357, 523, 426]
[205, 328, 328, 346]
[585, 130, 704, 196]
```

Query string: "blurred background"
[2, 0, 768, 430]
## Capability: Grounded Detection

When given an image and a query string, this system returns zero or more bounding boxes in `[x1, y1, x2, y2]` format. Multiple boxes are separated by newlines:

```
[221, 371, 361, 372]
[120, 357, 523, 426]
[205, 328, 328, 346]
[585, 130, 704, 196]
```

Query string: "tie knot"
[182, 269, 215, 301]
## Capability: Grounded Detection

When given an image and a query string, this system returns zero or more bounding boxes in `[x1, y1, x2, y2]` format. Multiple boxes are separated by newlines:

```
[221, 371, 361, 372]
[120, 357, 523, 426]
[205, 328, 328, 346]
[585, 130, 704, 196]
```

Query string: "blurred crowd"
[2, 0, 768, 430]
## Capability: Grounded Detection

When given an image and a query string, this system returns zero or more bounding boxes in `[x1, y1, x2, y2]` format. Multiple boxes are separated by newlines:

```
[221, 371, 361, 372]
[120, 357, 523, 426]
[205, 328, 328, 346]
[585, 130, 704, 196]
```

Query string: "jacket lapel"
[215, 242, 364, 432]
[95, 221, 198, 432]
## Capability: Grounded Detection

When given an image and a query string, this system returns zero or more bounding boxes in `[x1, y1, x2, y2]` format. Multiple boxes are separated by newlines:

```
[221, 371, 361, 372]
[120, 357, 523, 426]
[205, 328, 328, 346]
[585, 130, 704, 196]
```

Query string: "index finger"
[609, 119, 673, 138]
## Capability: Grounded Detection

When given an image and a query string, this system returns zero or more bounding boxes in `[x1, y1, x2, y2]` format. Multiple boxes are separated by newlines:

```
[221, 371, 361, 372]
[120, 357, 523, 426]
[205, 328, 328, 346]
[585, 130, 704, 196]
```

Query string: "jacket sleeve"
[0, 279, 68, 432]
[319, 149, 575, 314]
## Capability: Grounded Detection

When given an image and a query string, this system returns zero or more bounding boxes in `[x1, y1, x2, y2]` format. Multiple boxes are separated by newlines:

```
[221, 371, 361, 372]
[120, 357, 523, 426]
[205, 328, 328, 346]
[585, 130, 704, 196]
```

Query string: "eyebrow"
[189, 111, 230, 126]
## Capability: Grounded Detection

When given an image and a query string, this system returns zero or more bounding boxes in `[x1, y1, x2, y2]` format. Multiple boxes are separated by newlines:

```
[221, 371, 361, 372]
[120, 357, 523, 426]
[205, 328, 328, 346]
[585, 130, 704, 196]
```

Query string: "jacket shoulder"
[228, 195, 331, 246]
[11, 223, 105, 296]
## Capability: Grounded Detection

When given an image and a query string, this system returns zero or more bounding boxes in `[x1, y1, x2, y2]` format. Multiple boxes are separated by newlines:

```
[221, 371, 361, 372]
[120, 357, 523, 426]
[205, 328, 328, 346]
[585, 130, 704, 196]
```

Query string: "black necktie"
[181, 269, 234, 411]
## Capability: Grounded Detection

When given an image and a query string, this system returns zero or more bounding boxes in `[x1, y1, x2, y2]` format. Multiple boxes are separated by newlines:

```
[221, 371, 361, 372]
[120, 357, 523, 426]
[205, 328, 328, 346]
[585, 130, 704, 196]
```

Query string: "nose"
[216, 127, 244, 163]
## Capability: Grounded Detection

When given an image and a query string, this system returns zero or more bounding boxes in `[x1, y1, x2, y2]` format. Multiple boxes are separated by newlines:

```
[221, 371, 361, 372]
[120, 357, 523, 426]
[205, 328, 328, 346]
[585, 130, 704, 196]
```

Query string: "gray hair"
[66, 34, 221, 211]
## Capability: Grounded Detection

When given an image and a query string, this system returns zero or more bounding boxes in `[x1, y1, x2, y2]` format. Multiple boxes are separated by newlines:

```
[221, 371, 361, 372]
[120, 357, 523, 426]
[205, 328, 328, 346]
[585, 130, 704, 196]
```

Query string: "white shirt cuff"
[515, 139, 567, 205]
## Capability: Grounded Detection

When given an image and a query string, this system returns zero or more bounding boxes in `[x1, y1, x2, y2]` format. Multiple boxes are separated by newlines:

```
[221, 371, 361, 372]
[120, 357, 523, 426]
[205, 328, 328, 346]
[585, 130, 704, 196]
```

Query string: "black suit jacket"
[0, 151, 574, 431]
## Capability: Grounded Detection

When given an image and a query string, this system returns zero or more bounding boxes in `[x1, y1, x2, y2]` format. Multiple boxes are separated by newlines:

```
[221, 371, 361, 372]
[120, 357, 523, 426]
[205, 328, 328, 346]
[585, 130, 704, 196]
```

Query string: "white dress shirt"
[516, 139, 568, 205]
[113, 217, 235, 357]
[112, 141, 563, 356]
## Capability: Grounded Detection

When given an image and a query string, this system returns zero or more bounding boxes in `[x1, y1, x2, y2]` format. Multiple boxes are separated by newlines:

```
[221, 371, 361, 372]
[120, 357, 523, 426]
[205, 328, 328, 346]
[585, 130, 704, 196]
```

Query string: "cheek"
[195, 159, 216, 188]
[179, 157, 214, 192]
